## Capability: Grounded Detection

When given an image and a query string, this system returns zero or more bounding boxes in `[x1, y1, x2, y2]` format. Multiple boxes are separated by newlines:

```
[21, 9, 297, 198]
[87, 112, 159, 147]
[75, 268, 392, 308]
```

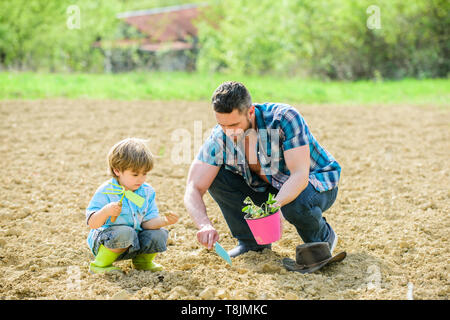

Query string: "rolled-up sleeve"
[196, 135, 224, 166]
[85, 188, 109, 225]
[142, 188, 159, 222]
[281, 109, 310, 151]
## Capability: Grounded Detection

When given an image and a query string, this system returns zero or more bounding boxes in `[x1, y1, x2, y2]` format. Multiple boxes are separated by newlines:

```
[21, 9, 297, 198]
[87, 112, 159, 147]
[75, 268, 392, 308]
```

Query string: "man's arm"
[184, 159, 221, 249]
[273, 144, 310, 208]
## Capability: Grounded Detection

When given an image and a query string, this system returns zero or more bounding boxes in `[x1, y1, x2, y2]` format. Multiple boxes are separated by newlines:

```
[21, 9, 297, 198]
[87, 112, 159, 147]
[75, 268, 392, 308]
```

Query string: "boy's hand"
[105, 201, 122, 219]
[163, 212, 179, 226]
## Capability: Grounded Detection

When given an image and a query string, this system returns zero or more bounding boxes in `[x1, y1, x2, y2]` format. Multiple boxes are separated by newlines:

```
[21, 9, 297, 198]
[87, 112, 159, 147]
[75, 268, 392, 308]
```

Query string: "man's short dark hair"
[211, 81, 252, 114]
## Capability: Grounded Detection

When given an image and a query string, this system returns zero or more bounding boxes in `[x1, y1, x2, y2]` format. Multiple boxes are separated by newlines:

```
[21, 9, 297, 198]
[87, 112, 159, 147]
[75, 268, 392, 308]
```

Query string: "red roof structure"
[113, 3, 208, 52]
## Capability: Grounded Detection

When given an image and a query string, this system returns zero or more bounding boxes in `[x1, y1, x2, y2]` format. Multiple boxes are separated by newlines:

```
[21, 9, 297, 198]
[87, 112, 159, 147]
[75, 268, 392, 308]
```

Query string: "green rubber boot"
[89, 245, 122, 274]
[132, 253, 163, 271]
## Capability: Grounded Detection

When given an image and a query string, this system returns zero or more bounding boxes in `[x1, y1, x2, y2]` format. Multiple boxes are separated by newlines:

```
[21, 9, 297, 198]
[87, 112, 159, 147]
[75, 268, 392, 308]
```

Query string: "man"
[184, 81, 341, 258]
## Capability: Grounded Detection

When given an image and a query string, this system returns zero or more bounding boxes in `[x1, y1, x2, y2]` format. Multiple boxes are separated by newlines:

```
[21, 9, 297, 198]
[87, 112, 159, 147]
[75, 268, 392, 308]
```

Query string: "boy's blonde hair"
[107, 138, 154, 178]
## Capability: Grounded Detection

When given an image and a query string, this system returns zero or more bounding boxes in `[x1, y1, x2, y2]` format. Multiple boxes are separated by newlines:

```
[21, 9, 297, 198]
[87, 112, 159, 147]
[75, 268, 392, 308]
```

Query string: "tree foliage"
[0, 0, 448, 79]
[0, 0, 199, 72]
[0, 0, 126, 71]
[196, 0, 449, 79]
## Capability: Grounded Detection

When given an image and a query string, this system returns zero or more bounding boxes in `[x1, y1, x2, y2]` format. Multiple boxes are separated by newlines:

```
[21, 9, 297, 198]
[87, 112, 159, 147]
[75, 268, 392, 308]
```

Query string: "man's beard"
[233, 116, 253, 144]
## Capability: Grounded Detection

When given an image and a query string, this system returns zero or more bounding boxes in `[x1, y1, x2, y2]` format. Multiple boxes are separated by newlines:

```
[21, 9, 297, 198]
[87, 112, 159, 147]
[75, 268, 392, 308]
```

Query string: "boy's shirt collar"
[110, 177, 146, 196]
[108, 177, 148, 215]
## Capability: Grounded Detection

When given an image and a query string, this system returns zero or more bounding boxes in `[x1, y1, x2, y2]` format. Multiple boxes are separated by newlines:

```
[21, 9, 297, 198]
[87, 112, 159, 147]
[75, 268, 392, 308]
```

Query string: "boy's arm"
[88, 202, 122, 229]
[141, 186, 178, 230]
[142, 213, 179, 230]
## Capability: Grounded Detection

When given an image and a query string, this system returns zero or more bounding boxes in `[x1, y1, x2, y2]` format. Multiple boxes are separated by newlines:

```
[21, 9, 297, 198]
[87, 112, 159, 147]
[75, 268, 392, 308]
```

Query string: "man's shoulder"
[209, 124, 223, 136]
[256, 102, 303, 124]
[202, 124, 225, 146]
[257, 102, 300, 115]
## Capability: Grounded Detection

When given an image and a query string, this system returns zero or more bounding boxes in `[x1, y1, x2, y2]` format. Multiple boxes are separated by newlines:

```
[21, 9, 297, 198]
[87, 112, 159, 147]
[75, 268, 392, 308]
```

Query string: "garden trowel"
[102, 182, 145, 222]
[214, 242, 232, 266]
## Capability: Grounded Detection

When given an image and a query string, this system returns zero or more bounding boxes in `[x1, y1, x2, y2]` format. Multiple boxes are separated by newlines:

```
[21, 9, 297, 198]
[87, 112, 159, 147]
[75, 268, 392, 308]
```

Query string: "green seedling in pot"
[102, 182, 145, 222]
[242, 193, 280, 219]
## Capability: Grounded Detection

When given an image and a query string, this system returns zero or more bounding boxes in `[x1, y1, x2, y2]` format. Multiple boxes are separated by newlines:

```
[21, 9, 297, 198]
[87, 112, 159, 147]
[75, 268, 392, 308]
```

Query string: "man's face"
[215, 107, 254, 141]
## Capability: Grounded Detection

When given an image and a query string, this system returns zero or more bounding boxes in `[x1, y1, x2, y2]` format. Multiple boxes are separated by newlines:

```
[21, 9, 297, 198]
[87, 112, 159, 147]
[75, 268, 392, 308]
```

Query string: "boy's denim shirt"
[85, 177, 159, 254]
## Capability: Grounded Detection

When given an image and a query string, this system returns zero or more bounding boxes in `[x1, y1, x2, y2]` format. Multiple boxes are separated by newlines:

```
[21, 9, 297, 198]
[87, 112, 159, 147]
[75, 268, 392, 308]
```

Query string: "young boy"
[86, 138, 178, 274]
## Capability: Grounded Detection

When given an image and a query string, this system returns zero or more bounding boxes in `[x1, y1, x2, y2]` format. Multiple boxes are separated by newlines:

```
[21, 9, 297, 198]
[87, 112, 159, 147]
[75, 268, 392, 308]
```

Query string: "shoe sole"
[133, 266, 163, 272]
[89, 265, 121, 274]
[228, 245, 271, 258]
[132, 263, 163, 272]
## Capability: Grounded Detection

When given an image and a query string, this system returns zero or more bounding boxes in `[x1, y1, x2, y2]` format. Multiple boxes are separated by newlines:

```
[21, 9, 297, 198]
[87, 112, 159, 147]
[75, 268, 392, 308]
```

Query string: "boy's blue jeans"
[92, 226, 168, 261]
[208, 166, 338, 247]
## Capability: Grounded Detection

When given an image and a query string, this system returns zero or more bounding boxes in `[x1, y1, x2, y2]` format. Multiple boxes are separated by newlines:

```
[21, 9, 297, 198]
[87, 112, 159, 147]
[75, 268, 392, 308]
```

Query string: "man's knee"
[282, 204, 323, 231]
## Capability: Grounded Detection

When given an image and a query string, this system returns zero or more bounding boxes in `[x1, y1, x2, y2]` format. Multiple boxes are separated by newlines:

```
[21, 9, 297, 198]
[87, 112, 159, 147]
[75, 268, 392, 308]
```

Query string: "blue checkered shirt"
[197, 103, 341, 193]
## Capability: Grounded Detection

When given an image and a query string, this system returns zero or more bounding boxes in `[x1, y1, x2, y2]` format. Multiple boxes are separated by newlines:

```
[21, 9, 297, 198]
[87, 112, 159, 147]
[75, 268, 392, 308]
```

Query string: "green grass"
[0, 72, 448, 106]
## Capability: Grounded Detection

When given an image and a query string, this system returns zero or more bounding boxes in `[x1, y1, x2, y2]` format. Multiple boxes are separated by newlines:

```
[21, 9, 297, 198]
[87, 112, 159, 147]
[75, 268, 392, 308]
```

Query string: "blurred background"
[0, 1, 449, 300]
[0, 0, 448, 104]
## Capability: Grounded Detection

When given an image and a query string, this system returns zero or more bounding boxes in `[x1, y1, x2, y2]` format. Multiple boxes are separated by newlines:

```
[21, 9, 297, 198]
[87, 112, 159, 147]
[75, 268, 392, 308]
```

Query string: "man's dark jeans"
[208, 166, 338, 247]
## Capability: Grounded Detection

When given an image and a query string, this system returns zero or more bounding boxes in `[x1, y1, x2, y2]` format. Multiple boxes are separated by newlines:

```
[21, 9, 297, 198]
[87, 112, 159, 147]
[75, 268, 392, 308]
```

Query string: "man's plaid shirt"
[197, 103, 341, 193]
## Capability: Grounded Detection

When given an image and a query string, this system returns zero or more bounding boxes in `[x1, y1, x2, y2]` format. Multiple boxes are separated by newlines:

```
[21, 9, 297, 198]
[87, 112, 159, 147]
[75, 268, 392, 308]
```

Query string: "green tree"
[0, 0, 122, 71]
[196, 0, 449, 79]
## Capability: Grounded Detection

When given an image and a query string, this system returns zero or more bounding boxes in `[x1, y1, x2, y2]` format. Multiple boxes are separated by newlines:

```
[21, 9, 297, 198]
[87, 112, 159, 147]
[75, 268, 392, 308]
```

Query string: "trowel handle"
[111, 200, 122, 223]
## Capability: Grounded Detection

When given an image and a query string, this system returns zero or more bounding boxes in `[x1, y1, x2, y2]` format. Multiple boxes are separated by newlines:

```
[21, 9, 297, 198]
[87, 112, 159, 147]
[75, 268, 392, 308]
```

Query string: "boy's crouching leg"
[132, 229, 169, 271]
[90, 226, 139, 274]
[138, 228, 169, 254]
[96, 225, 140, 258]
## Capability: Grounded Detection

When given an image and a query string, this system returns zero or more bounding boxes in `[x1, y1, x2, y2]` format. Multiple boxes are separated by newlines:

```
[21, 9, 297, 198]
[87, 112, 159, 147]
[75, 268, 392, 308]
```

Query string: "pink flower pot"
[244, 210, 282, 245]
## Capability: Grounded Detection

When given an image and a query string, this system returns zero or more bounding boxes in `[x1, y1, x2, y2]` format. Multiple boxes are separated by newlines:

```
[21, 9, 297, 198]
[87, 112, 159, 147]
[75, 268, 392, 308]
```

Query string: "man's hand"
[271, 201, 286, 221]
[196, 224, 219, 250]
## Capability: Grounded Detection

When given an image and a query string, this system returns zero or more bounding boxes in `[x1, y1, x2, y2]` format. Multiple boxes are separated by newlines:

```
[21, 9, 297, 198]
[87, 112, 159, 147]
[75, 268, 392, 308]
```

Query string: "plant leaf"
[243, 196, 254, 205]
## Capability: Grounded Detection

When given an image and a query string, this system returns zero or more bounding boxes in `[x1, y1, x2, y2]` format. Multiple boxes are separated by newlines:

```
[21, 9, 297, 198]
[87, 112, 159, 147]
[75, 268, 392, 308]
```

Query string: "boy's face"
[113, 169, 147, 191]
